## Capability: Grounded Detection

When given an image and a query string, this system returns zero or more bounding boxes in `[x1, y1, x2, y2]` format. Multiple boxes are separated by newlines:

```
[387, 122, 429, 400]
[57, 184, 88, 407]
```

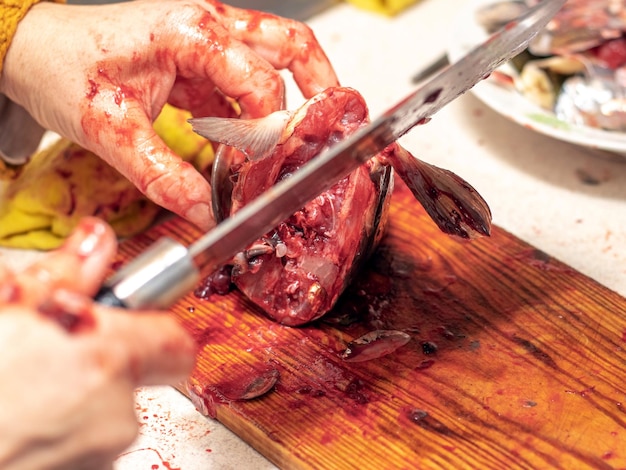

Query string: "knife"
[95, 0, 565, 309]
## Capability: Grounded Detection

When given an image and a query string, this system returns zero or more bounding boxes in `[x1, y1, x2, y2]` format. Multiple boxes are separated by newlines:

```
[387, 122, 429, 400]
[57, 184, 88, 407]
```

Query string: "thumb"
[15, 217, 117, 304]
[97, 306, 197, 386]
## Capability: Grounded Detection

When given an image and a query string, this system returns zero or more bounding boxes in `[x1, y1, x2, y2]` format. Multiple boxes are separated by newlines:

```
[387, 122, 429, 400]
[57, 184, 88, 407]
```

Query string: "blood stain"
[424, 88, 442, 104]
[565, 386, 596, 397]
[116, 447, 181, 470]
[511, 336, 557, 369]
[416, 359, 435, 370]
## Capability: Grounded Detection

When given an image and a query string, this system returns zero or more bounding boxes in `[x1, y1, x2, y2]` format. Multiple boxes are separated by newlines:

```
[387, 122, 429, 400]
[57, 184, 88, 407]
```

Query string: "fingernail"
[62, 218, 109, 258]
[184, 203, 214, 231]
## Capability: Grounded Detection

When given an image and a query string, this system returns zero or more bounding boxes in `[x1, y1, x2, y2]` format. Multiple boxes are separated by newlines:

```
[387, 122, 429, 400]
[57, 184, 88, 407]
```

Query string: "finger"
[103, 107, 215, 230]
[240, 19, 340, 97]
[213, 4, 340, 96]
[169, 7, 285, 118]
[14, 218, 117, 304]
[96, 306, 196, 386]
[169, 77, 238, 119]
[78, 65, 215, 230]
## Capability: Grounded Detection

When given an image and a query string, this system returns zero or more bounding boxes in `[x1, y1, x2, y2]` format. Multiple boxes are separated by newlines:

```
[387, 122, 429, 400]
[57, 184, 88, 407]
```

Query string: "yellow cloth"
[0, 105, 214, 250]
[345, 0, 419, 16]
[0, 138, 162, 249]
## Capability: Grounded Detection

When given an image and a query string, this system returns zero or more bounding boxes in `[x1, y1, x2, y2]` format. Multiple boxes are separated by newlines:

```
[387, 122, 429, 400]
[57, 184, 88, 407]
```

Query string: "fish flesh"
[191, 87, 491, 326]
[191, 87, 491, 325]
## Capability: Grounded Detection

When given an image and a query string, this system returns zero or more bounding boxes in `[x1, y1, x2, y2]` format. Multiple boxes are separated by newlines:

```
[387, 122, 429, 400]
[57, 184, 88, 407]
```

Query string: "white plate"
[446, 0, 626, 156]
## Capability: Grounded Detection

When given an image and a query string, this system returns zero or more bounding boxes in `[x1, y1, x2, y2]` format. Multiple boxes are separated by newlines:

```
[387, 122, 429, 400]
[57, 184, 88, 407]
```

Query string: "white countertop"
[2, 0, 625, 468]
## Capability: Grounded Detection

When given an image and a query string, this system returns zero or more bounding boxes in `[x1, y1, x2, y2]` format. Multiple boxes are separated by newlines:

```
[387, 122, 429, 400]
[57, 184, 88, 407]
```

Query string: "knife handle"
[94, 237, 200, 309]
[94, 286, 128, 308]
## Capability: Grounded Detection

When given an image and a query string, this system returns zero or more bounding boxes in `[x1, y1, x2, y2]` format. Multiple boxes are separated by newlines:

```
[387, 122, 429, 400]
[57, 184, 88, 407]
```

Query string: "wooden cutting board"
[115, 180, 626, 469]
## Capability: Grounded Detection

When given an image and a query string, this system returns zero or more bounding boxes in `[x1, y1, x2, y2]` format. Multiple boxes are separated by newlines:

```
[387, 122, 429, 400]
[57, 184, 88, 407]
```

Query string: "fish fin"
[189, 110, 292, 161]
[385, 143, 492, 239]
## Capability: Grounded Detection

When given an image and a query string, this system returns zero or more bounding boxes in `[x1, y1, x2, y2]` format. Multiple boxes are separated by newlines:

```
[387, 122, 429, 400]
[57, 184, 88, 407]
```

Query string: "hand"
[0, 0, 340, 230]
[0, 217, 195, 470]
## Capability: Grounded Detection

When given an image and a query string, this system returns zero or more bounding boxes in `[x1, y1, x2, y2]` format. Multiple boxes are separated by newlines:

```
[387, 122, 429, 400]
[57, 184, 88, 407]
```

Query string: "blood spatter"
[424, 88, 442, 104]
[37, 298, 95, 333]
[511, 335, 557, 369]
[415, 359, 435, 370]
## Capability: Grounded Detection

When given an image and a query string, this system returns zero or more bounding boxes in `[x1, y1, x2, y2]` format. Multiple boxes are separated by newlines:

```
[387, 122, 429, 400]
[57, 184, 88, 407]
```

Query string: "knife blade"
[95, 0, 565, 309]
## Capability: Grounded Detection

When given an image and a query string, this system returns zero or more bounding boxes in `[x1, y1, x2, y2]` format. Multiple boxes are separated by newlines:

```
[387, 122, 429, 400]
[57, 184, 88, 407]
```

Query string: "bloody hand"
[0, 0, 339, 230]
[0, 217, 195, 469]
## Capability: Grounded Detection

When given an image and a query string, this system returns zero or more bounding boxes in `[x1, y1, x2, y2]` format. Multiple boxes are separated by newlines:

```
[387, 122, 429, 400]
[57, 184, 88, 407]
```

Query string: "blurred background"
[65, 0, 342, 20]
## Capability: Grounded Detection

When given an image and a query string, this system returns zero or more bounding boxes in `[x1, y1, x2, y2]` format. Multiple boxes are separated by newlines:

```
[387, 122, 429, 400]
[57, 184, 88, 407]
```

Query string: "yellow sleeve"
[0, 0, 43, 76]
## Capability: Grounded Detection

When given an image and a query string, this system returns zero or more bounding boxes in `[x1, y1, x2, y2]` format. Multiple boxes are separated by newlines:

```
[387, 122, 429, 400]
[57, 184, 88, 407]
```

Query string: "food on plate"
[191, 86, 492, 326]
[0, 105, 213, 250]
[476, 0, 626, 131]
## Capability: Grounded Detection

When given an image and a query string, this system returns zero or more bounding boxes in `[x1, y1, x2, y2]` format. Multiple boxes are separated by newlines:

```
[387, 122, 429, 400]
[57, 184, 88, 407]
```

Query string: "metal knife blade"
[189, 0, 565, 266]
[96, 0, 565, 309]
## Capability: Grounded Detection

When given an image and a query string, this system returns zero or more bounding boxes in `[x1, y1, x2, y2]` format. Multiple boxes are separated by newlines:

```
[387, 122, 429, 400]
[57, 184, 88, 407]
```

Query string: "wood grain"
[115, 180, 626, 469]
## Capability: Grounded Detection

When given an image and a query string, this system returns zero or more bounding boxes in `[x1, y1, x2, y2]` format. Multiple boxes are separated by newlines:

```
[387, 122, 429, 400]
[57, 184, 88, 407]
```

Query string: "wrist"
[0, 2, 81, 140]
[0, 0, 44, 81]
[0, 2, 49, 102]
